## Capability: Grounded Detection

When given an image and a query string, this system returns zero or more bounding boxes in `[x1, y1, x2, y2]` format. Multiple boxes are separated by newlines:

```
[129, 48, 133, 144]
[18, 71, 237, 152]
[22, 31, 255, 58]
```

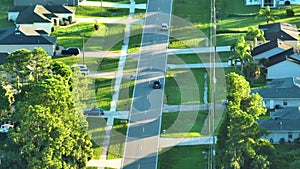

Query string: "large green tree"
[3, 75, 92, 168]
[217, 73, 273, 169]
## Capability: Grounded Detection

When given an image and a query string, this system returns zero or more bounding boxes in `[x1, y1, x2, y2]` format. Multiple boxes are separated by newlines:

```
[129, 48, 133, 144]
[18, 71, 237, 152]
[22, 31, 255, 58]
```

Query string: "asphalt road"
[122, 0, 172, 168]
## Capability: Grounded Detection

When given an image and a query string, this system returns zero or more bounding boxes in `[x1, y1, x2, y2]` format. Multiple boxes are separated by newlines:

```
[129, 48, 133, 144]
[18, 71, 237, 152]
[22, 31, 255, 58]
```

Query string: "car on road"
[161, 23, 168, 31]
[61, 47, 80, 56]
[152, 80, 162, 89]
[72, 64, 89, 75]
[83, 106, 104, 116]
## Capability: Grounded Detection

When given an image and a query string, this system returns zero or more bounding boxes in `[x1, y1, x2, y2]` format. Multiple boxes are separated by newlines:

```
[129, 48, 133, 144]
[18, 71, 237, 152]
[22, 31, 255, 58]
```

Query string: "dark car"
[61, 47, 80, 56]
[83, 106, 104, 116]
[152, 80, 161, 89]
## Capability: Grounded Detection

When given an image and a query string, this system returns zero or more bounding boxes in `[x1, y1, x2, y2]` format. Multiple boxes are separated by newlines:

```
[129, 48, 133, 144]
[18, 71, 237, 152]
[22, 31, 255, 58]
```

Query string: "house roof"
[0, 26, 56, 45]
[0, 53, 9, 65]
[251, 39, 292, 57]
[259, 22, 299, 41]
[258, 119, 300, 131]
[15, 5, 53, 24]
[266, 48, 300, 67]
[252, 77, 300, 99]
[44, 5, 75, 14]
[270, 107, 300, 119]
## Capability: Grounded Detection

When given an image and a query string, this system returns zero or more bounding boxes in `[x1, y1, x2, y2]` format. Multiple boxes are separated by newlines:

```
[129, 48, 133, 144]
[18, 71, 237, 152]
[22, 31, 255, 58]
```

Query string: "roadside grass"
[52, 23, 125, 52]
[165, 69, 206, 105]
[95, 78, 113, 110]
[161, 111, 208, 137]
[107, 119, 127, 159]
[167, 52, 232, 64]
[86, 117, 107, 159]
[97, 58, 119, 72]
[76, 6, 129, 18]
[127, 24, 143, 53]
[0, 0, 14, 29]
[86, 0, 147, 3]
[158, 145, 209, 169]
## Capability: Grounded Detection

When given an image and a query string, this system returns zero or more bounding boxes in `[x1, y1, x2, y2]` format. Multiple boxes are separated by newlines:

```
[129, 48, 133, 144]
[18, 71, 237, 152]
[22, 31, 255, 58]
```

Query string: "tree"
[242, 61, 261, 84]
[234, 35, 252, 71]
[217, 73, 273, 169]
[256, 6, 275, 24]
[0, 83, 14, 116]
[245, 26, 266, 47]
[4, 75, 92, 168]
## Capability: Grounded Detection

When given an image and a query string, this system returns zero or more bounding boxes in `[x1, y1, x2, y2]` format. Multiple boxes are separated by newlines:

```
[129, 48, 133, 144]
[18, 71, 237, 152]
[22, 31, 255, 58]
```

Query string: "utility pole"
[81, 33, 85, 64]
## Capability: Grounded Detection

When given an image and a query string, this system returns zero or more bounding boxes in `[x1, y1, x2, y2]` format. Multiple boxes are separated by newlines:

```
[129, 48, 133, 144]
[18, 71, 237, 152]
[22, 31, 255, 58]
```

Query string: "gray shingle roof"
[0, 53, 9, 65]
[266, 48, 300, 67]
[258, 119, 300, 131]
[270, 107, 300, 119]
[0, 27, 56, 45]
[252, 77, 300, 99]
[15, 5, 52, 24]
[251, 39, 292, 56]
[259, 22, 299, 41]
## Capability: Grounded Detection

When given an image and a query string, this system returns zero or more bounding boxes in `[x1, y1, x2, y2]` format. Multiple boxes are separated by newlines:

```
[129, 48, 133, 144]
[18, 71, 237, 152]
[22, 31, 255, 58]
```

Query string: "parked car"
[61, 47, 80, 56]
[228, 55, 242, 66]
[72, 64, 89, 75]
[83, 106, 104, 116]
[152, 80, 162, 89]
[0, 124, 14, 133]
[161, 23, 168, 31]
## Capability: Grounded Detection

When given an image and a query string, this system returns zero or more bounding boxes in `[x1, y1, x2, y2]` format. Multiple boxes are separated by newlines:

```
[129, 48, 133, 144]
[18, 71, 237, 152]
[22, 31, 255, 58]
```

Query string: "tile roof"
[259, 22, 299, 41]
[0, 26, 56, 45]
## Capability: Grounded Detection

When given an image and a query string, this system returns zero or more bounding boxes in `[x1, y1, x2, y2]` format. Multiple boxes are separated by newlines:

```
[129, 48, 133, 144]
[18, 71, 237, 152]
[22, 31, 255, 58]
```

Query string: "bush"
[286, 8, 294, 17]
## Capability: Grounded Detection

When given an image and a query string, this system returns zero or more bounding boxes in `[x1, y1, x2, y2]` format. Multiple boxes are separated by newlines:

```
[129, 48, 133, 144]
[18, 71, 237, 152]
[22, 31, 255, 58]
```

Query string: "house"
[252, 77, 300, 109]
[246, 0, 299, 7]
[0, 53, 9, 65]
[0, 26, 56, 56]
[251, 39, 293, 61]
[259, 22, 299, 47]
[8, 5, 75, 34]
[266, 49, 300, 79]
[258, 106, 300, 144]
[13, 0, 79, 6]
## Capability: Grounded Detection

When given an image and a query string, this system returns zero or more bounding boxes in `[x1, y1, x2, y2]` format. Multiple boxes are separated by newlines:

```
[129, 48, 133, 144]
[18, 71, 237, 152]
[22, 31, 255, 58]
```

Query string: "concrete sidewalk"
[167, 62, 231, 69]
[160, 136, 217, 148]
[167, 46, 231, 55]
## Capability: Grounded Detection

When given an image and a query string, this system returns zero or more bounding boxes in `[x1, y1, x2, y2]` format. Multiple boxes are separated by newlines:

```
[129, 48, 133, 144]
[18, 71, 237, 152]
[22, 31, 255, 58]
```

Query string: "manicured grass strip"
[158, 145, 209, 169]
[127, 24, 143, 53]
[97, 58, 119, 72]
[165, 69, 206, 105]
[107, 119, 127, 159]
[76, 6, 129, 18]
[87, 117, 107, 159]
[161, 111, 208, 137]
[95, 78, 113, 110]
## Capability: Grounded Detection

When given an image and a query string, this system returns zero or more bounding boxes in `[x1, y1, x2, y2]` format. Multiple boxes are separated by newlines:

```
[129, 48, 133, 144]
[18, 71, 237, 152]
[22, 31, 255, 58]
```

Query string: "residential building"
[0, 26, 57, 56]
[246, 0, 299, 7]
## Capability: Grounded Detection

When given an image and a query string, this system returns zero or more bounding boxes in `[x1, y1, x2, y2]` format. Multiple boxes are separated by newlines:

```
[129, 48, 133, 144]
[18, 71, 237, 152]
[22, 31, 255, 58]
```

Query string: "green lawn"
[86, 0, 147, 3]
[107, 119, 127, 159]
[52, 23, 125, 52]
[161, 111, 208, 137]
[165, 69, 206, 105]
[167, 52, 231, 64]
[127, 24, 143, 53]
[158, 145, 209, 169]
[0, 0, 14, 29]
[76, 6, 129, 18]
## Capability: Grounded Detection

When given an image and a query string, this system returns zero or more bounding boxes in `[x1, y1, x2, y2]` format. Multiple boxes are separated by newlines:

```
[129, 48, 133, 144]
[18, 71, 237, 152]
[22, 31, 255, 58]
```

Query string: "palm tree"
[256, 6, 275, 24]
[245, 26, 266, 47]
[234, 35, 252, 71]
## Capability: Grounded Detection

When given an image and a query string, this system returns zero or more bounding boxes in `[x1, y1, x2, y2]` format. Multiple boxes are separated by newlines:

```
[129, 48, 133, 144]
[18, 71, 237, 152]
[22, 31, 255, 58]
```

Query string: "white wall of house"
[267, 60, 300, 79]
[264, 98, 300, 109]
[285, 40, 299, 47]
[246, 0, 261, 5]
[263, 130, 300, 143]
[7, 12, 19, 21]
[56, 13, 75, 22]
[0, 44, 55, 56]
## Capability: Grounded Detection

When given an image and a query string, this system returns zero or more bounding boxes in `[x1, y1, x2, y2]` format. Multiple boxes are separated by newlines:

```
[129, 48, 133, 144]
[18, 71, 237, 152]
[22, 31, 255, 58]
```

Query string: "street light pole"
[81, 33, 85, 64]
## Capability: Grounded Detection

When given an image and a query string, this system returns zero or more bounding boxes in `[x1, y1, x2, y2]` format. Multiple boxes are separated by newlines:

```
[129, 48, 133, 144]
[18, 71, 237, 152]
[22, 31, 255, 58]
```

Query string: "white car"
[0, 124, 14, 133]
[72, 64, 89, 75]
[161, 23, 168, 31]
